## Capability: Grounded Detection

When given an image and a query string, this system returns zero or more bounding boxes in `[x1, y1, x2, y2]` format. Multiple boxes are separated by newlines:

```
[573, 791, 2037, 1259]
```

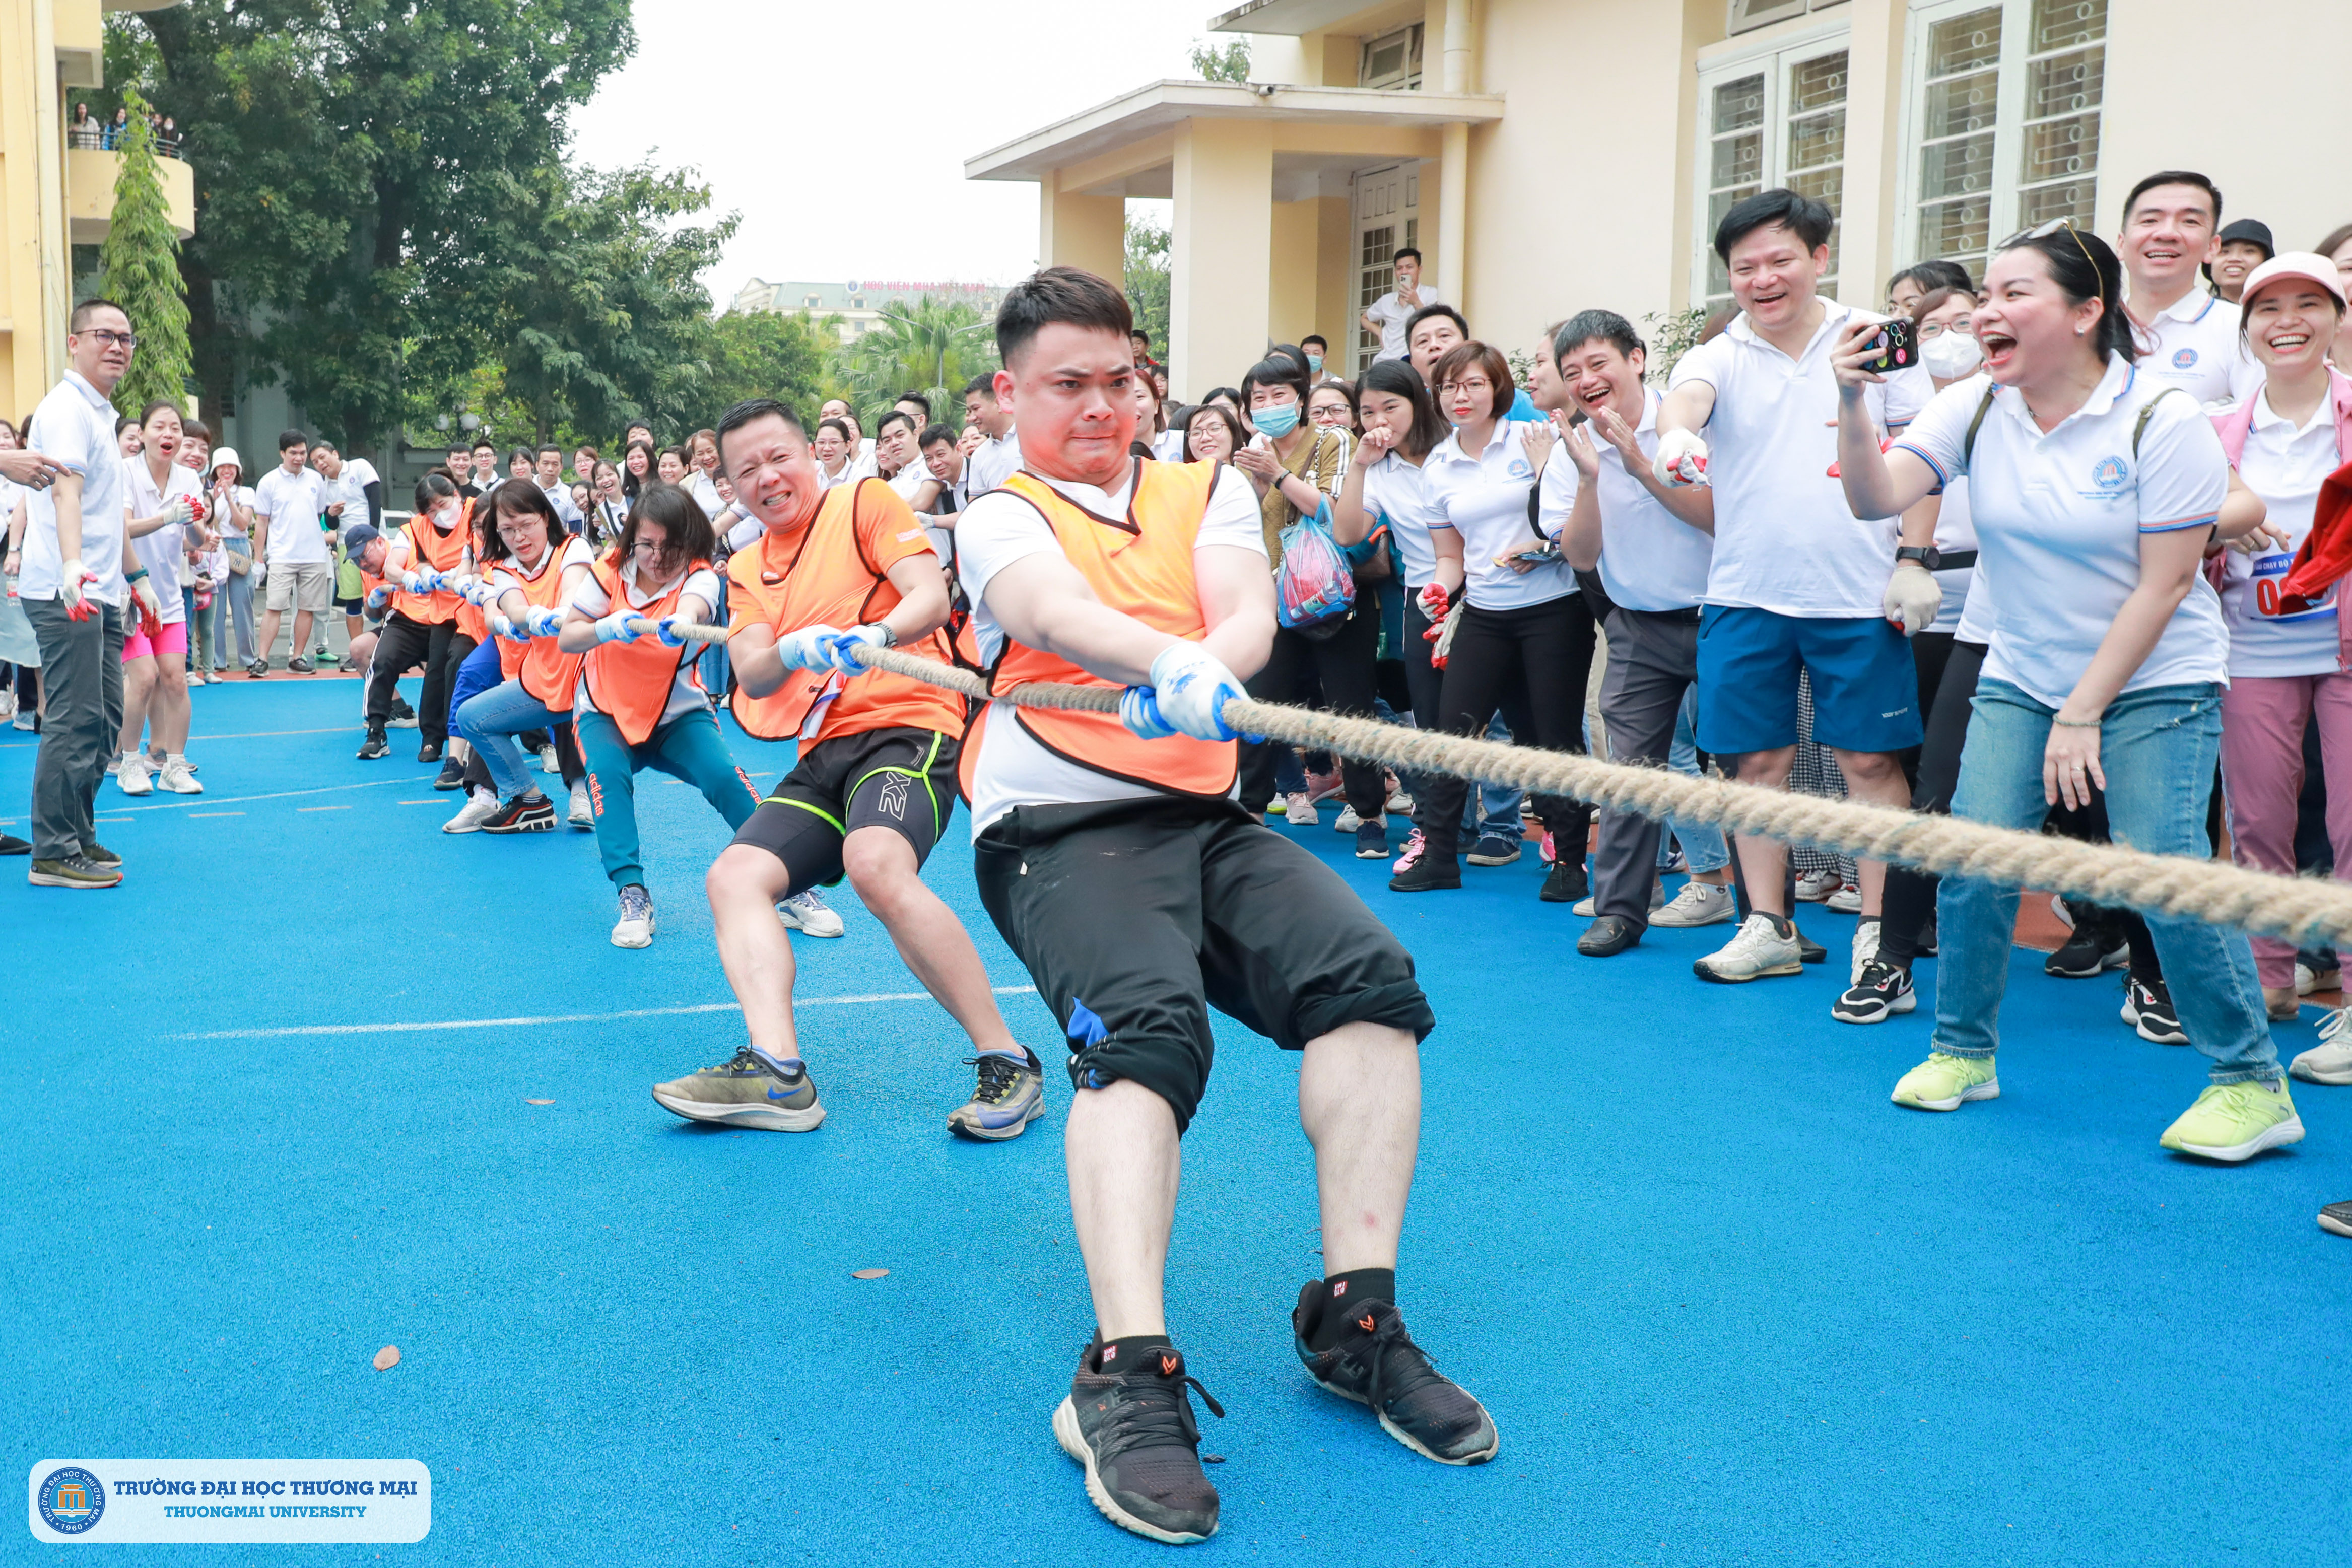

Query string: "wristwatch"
[1895, 545, 1941, 570]
[873, 623, 899, 649]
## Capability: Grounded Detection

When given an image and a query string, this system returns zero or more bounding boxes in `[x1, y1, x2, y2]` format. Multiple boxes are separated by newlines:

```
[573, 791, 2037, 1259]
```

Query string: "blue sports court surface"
[3, 676, 2344, 1565]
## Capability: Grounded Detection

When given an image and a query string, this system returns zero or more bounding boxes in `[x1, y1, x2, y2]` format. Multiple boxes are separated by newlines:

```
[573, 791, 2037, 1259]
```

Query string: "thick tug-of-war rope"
[625, 616, 2352, 947]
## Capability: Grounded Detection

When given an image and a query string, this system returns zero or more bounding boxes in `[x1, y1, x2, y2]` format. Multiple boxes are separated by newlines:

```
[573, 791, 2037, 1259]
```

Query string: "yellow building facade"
[1, 0, 192, 421]
[969, 0, 2352, 397]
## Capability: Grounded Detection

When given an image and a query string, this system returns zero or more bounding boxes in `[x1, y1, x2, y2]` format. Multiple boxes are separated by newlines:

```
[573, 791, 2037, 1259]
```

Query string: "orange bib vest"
[491, 543, 586, 709]
[391, 508, 472, 626]
[577, 553, 710, 745]
[726, 480, 964, 745]
[958, 459, 1235, 804]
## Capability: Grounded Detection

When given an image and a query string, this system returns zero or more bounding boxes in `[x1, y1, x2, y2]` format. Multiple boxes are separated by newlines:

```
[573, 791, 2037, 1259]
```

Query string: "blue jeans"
[1663, 684, 1729, 873]
[572, 705, 761, 889]
[1460, 711, 1523, 841]
[1934, 678, 2278, 1084]
[455, 677, 572, 801]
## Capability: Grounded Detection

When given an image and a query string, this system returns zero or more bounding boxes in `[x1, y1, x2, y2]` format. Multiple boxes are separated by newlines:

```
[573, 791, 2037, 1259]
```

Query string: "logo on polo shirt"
[2172, 347, 2198, 369]
[2091, 456, 2129, 493]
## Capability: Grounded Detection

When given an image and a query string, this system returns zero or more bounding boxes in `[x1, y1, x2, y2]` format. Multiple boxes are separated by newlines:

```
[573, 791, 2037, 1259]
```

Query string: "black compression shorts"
[731, 725, 958, 893]
[973, 796, 1434, 1134]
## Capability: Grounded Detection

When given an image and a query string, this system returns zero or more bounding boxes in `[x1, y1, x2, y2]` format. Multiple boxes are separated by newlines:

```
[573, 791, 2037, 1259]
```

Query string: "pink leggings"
[2219, 670, 2352, 988]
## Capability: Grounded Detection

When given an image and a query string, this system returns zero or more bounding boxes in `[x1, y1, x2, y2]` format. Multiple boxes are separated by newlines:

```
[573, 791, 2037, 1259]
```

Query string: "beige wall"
[1171, 118, 1275, 398]
[1269, 198, 1320, 350]
[1038, 182, 1125, 288]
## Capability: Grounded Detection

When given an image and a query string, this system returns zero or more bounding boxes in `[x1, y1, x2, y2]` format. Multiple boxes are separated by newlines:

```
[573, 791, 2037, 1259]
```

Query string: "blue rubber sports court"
[4, 676, 2344, 1565]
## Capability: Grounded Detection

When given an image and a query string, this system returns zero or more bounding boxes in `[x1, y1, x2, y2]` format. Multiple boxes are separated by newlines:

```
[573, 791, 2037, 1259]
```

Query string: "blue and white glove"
[1118, 642, 1246, 743]
[523, 606, 563, 638]
[402, 568, 446, 595]
[776, 624, 841, 671]
[492, 613, 533, 644]
[593, 610, 641, 644]
[819, 624, 889, 676]
[653, 616, 691, 648]
[364, 586, 391, 613]
[460, 578, 498, 607]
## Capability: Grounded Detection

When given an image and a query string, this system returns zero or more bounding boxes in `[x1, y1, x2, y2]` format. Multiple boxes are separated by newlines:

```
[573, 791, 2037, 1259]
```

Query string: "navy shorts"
[1695, 605, 1923, 755]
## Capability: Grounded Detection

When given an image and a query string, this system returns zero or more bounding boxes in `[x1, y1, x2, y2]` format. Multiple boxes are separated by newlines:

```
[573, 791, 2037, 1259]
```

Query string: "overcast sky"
[572, 1, 1209, 303]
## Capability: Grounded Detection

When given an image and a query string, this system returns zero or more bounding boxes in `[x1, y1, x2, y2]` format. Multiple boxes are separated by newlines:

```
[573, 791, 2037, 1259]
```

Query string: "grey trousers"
[24, 596, 125, 861]
[1592, 607, 1700, 927]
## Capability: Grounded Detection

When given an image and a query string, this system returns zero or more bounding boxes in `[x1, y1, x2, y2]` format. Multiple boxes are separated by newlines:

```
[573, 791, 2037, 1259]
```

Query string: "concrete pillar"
[1170, 117, 1273, 399]
[1835, 0, 1905, 308]
[1038, 181, 1126, 288]
[1437, 123, 1469, 322]
[1313, 194, 1354, 359]
[1269, 199, 1320, 346]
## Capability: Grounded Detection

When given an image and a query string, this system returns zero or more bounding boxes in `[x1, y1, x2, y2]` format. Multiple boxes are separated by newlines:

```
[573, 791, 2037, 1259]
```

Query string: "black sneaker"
[1053, 1341, 1224, 1544]
[417, 739, 443, 764]
[2122, 975, 2188, 1044]
[1833, 958, 1917, 1024]
[286, 656, 314, 674]
[1539, 857, 1588, 904]
[356, 728, 389, 760]
[482, 795, 556, 834]
[1291, 1284, 1498, 1465]
[0, 834, 29, 857]
[2046, 927, 2128, 977]
[2320, 1201, 2352, 1239]
[82, 841, 121, 868]
[433, 758, 466, 791]
[387, 697, 420, 729]
[246, 659, 270, 679]
[1388, 850, 1461, 892]
[1354, 821, 1389, 860]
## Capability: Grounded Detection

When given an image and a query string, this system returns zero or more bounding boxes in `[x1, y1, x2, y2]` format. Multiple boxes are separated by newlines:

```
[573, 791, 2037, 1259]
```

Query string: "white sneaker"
[568, 780, 594, 829]
[1383, 772, 1413, 814]
[156, 755, 203, 795]
[539, 743, 561, 775]
[116, 753, 154, 796]
[1572, 894, 1598, 917]
[1851, 916, 1881, 985]
[1825, 883, 1864, 914]
[1333, 805, 1361, 833]
[2290, 1007, 2352, 1085]
[1652, 880, 1736, 928]
[10, 712, 33, 731]
[777, 888, 845, 938]
[1794, 868, 1841, 903]
[443, 788, 500, 834]
[1694, 912, 1803, 983]
[2297, 961, 2341, 995]
[612, 884, 655, 948]
[1284, 791, 1317, 829]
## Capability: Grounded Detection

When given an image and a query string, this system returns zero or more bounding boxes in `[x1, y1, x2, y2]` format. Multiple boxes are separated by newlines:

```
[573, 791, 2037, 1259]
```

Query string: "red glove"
[1416, 582, 1449, 623]
[136, 594, 163, 640]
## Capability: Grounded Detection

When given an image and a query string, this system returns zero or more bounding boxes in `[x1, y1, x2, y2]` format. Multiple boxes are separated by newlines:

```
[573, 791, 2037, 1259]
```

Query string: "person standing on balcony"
[1362, 247, 1442, 364]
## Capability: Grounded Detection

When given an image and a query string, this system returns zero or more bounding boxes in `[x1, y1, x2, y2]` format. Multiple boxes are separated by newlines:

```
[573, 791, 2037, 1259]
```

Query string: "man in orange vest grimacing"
[955, 267, 1496, 1546]
[648, 397, 1046, 1141]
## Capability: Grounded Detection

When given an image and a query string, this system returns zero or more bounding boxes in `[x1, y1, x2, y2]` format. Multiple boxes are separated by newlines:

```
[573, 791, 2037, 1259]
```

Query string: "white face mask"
[433, 502, 461, 529]
[1920, 330, 1983, 380]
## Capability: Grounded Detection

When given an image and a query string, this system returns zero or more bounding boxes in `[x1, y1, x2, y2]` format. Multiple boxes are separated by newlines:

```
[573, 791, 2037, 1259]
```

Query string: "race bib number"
[2248, 551, 2333, 621]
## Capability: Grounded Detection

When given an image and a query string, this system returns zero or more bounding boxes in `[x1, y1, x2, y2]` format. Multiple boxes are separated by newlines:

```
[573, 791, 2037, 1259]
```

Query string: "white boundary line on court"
[0, 724, 362, 753]
[173, 986, 1039, 1040]
[103, 777, 418, 814]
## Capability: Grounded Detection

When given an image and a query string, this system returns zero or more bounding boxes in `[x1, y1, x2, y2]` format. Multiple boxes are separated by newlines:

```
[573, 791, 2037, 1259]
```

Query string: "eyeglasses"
[1441, 377, 1493, 394]
[1998, 217, 2099, 276]
[81, 329, 137, 351]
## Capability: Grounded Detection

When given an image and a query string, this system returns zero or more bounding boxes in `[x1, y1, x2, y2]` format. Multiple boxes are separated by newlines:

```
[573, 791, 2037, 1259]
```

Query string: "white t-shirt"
[1927, 474, 1981, 637]
[213, 484, 256, 539]
[2219, 389, 2345, 678]
[965, 429, 1024, 497]
[1891, 358, 2230, 709]
[254, 465, 330, 564]
[956, 462, 1265, 836]
[567, 560, 723, 727]
[2132, 288, 2263, 411]
[1355, 449, 1453, 592]
[1423, 419, 1576, 611]
[17, 371, 130, 606]
[124, 458, 201, 624]
[1364, 284, 1442, 362]
[1536, 391, 1712, 613]
[1668, 303, 1932, 617]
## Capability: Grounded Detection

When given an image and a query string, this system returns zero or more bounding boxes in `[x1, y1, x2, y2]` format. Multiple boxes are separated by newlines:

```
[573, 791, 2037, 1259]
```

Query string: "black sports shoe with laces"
[2122, 974, 2188, 1045]
[356, 727, 389, 760]
[1539, 856, 1588, 904]
[433, 757, 467, 791]
[1833, 958, 1917, 1024]
[1054, 1340, 1224, 1544]
[1291, 1281, 1499, 1465]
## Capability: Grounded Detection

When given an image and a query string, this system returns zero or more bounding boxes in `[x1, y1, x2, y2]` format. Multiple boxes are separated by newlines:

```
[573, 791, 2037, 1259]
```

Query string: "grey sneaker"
[776, 888, 844, 937]
[1651, 879, 1736, 927]
[611, 883, 655, 948]
[1694, 912, 1804, 983]
[651, 1046, 824, 1132]
[29, 854, 121, 889]
[1291, 1285, 1499, 1465]
[81, 841, 121, 868]
[287, 656, 314, 674]
[947, 1050, 1046, 1141]
[1054, 1341, 1224, 1545]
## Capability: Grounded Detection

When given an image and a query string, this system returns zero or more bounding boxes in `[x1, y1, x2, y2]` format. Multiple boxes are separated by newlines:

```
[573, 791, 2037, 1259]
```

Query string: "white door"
[1352, 163, 1421, 374]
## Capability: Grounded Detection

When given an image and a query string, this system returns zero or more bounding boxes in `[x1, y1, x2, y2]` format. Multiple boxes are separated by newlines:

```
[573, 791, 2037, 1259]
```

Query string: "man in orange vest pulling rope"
[648, 397, 1046, 1140]
[954, 268, 1495, 1546]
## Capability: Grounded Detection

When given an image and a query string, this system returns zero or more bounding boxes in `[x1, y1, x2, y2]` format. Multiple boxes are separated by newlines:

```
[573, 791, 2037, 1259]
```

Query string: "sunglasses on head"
[1998, 217, 2099, 276]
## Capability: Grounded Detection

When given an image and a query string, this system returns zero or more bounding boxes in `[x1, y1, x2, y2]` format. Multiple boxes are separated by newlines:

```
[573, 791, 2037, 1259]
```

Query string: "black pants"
[1879, 639, 1986, 967]
[366, 613, 475, 745]
[1237, 608, 1386, 822]
[1417, 594, 1595, 860]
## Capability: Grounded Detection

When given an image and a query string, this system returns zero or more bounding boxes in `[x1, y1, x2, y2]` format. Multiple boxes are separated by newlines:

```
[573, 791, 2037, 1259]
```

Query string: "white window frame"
[1893, 0, 2108, 284]
[1691, 18, 1854, 308]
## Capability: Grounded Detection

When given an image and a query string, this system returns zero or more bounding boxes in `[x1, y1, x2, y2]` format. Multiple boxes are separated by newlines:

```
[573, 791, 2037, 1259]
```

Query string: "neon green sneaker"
[1891, 1051, 1999, 1112]
[2158, 1079, 2304, 1163]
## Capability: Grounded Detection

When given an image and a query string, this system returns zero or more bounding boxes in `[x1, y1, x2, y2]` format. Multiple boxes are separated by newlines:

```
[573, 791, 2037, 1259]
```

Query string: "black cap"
[2206, 219, 2275, 283]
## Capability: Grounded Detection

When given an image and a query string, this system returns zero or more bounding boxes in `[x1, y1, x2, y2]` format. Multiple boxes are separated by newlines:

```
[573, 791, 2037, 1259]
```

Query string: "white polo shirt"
[965, 429, 1024, 497]
[1354, 449, 1453, 592]
[1668, 303, 1932, 618]
[1364, 284, 1442, 362]
[17, 370, 130, 606]
[1536, 390, 1712, 613]
[1423, 419, 1576, 611]
[1892, 357, 2230, 709]
[955, 462, 1265, 836]
[124, 457, 202, 624]
[254, 464, 329, 565]
[2217, 388, 2345, 677]
[2131, 288, 2262, 410]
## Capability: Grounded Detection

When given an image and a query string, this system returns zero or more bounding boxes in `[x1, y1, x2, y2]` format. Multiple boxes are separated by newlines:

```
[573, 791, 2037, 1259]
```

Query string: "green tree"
[96, 86, 195, 418]
[695, 310, 830, 420]
[836, 297, 999, 423]
[134, 0, 637, 451]
[1124, 214, 1170, 359]
[1189, 38, 1251, 82]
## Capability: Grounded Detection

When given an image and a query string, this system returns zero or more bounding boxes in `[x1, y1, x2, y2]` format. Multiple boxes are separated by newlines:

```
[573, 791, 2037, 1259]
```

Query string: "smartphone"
[1862, 317, 1917, 375]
